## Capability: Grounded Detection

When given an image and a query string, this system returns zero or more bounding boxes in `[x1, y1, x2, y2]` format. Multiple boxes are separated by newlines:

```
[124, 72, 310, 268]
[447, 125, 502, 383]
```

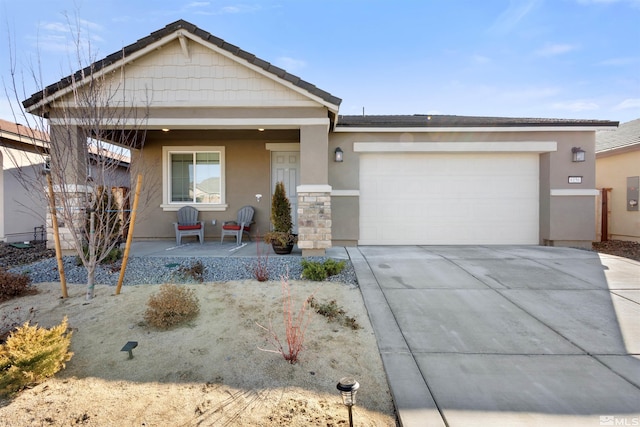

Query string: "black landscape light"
[337, 377, 360, 427]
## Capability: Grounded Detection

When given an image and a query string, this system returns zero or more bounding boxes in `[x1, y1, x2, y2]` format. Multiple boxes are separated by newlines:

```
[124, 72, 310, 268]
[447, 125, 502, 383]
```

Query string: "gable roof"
[336, 114, 618, 130]
[23, 19, 341, 111]
[596, 118, 640, 153]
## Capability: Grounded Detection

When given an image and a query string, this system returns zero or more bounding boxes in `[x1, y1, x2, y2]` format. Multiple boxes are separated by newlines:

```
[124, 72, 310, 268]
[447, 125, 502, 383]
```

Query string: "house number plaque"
[568, 176, 583, 184]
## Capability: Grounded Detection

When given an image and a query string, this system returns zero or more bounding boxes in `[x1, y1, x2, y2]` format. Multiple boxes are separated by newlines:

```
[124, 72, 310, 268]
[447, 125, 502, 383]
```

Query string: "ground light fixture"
[337, 377, 360, 427]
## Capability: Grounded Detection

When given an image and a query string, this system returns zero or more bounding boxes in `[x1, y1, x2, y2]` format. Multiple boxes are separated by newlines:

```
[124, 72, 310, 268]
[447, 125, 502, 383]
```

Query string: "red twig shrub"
[256, 277, 314, 364]
[251, 239, 269, 282]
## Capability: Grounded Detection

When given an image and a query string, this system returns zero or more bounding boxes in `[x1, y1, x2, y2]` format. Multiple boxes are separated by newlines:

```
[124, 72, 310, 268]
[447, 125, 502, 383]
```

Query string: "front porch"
[125, 239, 348, 259]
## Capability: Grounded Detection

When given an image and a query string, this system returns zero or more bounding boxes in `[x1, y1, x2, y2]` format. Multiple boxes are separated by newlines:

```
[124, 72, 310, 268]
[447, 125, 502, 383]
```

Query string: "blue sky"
[1, 0, 639, 123]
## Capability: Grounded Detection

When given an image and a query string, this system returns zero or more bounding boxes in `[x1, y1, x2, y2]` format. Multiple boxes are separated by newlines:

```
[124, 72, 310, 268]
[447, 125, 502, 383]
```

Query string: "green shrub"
[323, 259, 346, 276]
[144, 284, 200, 329]
[0, 270, 33, 303]
[301, 259, 346, 281]
[0, 317, 73, 398]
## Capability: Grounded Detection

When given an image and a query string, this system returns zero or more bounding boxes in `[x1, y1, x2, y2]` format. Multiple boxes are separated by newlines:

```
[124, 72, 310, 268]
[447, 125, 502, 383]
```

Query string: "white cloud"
[613, 98, 640, 110]
[186, 1, 210, 7]
[488, 0, 542, 34]
[535, 43, 578, 56]
[275, 57, 307, 72]
[552, 100, 599, 112]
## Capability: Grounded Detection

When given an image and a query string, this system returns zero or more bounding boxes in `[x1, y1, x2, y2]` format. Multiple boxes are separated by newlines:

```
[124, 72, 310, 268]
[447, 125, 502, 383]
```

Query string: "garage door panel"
[359, 153, 539, 245]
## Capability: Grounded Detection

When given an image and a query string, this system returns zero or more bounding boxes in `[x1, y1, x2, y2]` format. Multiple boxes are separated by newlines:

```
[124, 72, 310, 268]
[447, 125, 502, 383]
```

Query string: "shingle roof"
[336, 114, 618, 128]
[0, 118, 49, 142]
[596, 118, 640, 153]
[23, 19, 341, 110]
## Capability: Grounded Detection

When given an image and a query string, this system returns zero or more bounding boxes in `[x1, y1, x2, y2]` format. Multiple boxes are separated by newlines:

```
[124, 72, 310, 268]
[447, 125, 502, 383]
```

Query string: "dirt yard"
[0, 280, 397, 426]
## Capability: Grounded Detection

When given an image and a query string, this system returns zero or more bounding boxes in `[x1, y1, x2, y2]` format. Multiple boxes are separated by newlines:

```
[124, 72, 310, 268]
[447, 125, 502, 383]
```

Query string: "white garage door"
[359, 153, 539, 245]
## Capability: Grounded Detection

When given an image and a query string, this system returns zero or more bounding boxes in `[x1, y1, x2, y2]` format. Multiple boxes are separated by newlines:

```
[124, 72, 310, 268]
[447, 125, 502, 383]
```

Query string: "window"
[162, 146, 226, 210]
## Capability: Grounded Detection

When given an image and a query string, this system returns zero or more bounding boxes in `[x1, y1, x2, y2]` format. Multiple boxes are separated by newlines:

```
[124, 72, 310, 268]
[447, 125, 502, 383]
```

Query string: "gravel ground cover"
[1, 242, 357, 286]
[2, 240, 638, 286]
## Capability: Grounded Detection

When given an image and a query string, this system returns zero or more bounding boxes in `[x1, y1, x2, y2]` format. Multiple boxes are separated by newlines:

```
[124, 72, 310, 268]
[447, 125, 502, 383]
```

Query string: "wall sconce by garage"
[335, 147, 344, 162]
[255, 194, 262, 202]
[572, 147, 586, 162]
[337, 377, 359, 427]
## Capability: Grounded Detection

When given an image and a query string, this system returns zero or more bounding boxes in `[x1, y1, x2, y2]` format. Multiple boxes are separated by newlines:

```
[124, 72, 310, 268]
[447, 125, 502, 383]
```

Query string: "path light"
[337, 377, 359, 427]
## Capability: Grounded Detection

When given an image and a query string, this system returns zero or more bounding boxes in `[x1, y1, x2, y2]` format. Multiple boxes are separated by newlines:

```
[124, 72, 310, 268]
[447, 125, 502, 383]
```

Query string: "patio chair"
[220, 205, 255, 245]
[173, 206, 205, 245]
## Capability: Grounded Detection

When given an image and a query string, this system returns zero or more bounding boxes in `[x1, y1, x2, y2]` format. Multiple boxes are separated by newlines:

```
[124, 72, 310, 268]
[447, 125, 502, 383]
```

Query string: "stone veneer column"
[297, 185, 332, 257]
[46, 185, 92, 251]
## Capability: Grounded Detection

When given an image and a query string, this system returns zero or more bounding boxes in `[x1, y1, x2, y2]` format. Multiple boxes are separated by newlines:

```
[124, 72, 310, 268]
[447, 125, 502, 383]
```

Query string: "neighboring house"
[0, 119, 49, 243]
[0, 119, 131, 247]
[596, 119, 640, 242]
[22, 20, 618, 255]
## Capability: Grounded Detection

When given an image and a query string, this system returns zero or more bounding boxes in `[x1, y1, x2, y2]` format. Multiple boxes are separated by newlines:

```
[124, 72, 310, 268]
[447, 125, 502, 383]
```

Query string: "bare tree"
[2, 16, 158, 299]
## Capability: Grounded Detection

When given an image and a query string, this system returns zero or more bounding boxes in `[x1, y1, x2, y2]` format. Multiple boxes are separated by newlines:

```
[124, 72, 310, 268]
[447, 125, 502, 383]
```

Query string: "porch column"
[46, 124, 89, 250]
[298, 124, 331, 256]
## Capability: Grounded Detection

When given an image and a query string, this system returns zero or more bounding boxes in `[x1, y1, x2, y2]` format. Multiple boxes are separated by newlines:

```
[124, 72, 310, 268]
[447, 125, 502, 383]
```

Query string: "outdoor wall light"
[337, 377, 359, 427]
[255, 194, 262, 202]
[335, 147, 344, 162]
[572, 147, 586, 162]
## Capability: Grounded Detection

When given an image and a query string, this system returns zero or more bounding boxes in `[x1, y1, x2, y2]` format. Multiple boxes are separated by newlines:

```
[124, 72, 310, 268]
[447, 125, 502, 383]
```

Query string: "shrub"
[0, 270, 33, 303]
[144, 284, 200, 329]
[322, 259, 346, 277]
[309, 297, 361, 330]
[0, 317, 73, 398]
[1, 307, 36, 344]
[172, 261, 205, 283]
[301, 259, 346, 281]
[256, 277, 314, 364]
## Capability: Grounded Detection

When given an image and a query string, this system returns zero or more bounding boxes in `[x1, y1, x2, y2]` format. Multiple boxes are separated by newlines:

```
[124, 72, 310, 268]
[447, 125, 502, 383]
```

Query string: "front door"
[271, 151, 300, 233]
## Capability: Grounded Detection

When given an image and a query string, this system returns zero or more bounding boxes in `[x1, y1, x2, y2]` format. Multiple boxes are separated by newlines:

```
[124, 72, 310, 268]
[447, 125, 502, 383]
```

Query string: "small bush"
[144, 284, 200, 329]
[1, 307, 36, 344]
[301, 259, 346, 281]
[0, 317, 73, 398]
[308, 297, 361, 330]
[323, 259, 346, 277]
[0, 270, 33, 303]
[172, 261, 205, 283]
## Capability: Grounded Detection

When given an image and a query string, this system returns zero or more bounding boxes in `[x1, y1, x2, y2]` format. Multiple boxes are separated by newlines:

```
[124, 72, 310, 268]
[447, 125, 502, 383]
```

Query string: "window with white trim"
[162, 146, 226, 209]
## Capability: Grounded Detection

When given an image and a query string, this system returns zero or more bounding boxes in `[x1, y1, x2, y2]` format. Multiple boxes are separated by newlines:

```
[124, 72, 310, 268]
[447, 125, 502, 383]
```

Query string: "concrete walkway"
[347, 246, 640, 427]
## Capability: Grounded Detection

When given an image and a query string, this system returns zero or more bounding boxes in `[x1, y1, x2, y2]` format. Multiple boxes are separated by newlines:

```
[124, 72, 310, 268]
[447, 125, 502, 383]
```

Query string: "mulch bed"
[592, 240, 640, 262]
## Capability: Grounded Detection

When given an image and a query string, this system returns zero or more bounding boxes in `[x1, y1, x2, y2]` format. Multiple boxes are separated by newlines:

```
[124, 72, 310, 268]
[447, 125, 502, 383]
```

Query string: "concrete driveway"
[347, 246, 640, 427]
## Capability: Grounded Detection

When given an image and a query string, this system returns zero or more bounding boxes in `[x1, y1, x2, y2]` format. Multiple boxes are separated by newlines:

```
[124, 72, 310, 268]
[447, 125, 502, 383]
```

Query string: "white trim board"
[354, 141, 557, 153]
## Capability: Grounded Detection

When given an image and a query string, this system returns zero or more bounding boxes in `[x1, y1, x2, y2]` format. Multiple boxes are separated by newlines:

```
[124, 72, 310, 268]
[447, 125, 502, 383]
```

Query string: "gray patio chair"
[173, 206, 205, 245]
[220, 205, 255, 245]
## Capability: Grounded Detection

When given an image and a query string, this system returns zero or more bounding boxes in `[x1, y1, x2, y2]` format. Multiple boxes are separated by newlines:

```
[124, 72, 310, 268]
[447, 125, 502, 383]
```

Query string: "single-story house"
[0, 119, 49, 243]
[596, 118, 640, 242]
[22, 20, 618, 255]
